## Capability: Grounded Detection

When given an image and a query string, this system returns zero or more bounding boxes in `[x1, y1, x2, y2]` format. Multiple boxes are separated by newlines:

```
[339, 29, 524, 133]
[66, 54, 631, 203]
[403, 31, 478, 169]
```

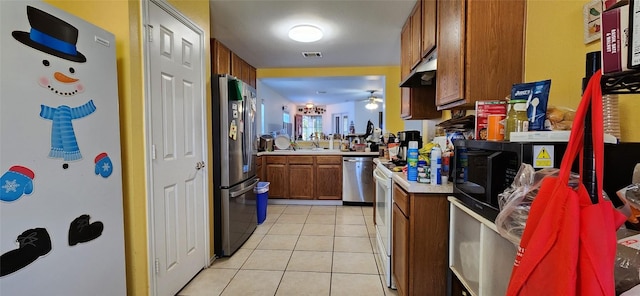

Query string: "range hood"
[400, 50, 437, 87]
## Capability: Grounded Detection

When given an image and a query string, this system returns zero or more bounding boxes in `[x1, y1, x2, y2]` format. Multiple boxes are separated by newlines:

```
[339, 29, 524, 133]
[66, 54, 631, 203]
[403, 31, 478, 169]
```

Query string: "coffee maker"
[397, 130, 422, 161]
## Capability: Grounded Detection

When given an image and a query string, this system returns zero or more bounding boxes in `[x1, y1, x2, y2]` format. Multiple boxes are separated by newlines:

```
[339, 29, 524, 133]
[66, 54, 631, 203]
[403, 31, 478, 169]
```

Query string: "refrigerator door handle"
[229, 179, 259, 198]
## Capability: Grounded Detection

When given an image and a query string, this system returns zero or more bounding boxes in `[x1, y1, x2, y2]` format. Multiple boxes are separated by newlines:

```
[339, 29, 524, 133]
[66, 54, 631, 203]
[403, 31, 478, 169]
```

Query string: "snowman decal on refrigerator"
[0, 6, 110, 277]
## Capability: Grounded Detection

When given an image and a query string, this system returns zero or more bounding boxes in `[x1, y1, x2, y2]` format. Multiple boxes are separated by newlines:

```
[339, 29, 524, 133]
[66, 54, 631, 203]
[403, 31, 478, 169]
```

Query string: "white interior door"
[146, 1, 207, 295]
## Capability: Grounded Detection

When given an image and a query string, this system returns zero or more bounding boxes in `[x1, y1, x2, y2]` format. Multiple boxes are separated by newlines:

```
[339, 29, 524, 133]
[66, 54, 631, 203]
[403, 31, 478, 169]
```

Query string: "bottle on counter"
[456, 141, 468, 184]
[430, 145, 442, 185]
[329, 134, 334, 150]
[407, 141, 419, 181]
[505, 99, 529, 140]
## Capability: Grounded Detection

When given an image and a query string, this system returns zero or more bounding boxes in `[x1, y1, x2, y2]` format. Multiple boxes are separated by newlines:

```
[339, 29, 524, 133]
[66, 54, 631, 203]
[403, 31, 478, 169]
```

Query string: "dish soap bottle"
[407, 141, 419, 181]
[430, 145, 442, 185]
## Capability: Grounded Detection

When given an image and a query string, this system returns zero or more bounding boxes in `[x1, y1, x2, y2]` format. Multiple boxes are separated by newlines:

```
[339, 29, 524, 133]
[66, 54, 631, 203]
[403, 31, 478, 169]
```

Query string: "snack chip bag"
[510, 80, 552, 131]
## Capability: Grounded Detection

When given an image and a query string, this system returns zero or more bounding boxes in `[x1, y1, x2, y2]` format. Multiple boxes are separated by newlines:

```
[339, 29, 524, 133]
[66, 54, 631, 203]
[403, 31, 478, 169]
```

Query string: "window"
[260, 101, 265, 134]
[301, 115, 323, 140]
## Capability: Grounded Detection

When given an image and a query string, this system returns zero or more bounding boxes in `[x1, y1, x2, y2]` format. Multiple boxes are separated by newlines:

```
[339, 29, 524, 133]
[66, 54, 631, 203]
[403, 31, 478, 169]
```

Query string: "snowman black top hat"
[12, 6, 86, 63]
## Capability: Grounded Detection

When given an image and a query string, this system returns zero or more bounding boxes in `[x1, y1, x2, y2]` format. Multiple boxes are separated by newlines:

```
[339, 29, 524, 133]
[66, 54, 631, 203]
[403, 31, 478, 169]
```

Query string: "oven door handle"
[374, 169, 390, 187]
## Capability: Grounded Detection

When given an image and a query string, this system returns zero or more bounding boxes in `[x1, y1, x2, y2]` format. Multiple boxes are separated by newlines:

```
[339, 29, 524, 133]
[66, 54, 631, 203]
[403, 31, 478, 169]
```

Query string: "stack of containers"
[602, 94, 621, 139]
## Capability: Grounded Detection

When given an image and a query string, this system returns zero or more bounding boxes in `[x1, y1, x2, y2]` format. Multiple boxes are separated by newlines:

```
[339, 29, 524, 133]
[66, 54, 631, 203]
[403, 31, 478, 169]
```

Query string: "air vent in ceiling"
[302, 51, 322, 58]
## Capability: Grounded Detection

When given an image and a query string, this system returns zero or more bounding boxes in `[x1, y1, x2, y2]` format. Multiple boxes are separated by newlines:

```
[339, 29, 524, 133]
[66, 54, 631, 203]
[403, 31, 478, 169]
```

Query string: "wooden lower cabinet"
[256, 156, 264, 181]
[392, 184, 449, 296]
[315, 156, 342, 200]
[393, 203, 410, 296]
[266, 156, 288, 199]
[264, 155, 342, 200]
[315, 164, 341, 200]
[289, 164, 314, 199]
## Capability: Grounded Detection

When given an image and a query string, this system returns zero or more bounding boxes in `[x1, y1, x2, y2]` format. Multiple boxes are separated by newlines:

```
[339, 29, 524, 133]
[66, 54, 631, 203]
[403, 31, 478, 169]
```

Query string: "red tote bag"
[506, 72, 627, 296]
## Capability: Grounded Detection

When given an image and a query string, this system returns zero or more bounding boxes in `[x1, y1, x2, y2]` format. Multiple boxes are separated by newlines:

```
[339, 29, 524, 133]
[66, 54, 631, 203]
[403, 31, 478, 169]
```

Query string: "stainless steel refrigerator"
[212, 74, 258, 256]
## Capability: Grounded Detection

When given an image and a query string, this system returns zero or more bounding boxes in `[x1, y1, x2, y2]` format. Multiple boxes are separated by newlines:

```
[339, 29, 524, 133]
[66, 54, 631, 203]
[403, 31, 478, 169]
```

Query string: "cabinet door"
[289, 164, 314, 199]
[436, 0, 465, 107]
[266, 163, 288, 198]
[421, 0, 437, 57]
[240, 59, 251, 85]
[392, 203, 410, 296]
[410, 1, 422, 69]
[247, 64, 256, 89]
[315, 164, 342, 200]
[465, 0, 525, 108]
[211, 39, 231, 75]
[401, 86, 441, 120]
[231, 52, 243, 79]
[256, 156, 264, 182]
[400, 19, 412, 81]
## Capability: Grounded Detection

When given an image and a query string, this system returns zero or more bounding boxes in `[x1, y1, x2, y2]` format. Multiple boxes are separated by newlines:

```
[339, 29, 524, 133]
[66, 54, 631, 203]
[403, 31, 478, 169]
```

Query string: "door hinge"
[155, 258, 160, 274]
[146, 24, 154, 42]
[151, 144, 156, 160]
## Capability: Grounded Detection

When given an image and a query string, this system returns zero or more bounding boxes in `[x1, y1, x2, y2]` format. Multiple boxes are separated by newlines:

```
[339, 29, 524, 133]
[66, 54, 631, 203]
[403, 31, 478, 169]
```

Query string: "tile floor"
[177, 204, 398, 296]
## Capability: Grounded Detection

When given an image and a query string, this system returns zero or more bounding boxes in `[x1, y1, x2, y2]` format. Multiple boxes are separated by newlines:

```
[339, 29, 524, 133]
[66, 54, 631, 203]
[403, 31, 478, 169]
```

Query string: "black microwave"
[452, 140, 570, 221]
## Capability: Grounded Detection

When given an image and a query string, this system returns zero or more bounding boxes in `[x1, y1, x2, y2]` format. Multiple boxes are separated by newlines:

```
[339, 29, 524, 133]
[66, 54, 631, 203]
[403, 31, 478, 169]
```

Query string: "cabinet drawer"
[316, 155, 342, 164]
[266, 156, 287, 164]
[288, 155, 314, 164]
[393, 184, 410, 217]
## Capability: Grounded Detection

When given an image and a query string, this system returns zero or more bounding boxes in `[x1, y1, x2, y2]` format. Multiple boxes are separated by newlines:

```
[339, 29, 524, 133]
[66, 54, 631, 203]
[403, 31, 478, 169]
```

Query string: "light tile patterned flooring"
[177, 204, 398, 296]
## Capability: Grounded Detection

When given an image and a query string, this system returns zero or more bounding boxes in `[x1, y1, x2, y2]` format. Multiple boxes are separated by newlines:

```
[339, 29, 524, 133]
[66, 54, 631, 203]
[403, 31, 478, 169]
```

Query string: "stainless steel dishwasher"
[342, 156, 375, 205]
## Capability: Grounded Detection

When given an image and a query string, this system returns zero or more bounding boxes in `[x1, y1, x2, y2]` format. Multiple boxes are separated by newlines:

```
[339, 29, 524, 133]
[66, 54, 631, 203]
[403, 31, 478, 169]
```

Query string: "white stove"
[373, 161, 395, 289]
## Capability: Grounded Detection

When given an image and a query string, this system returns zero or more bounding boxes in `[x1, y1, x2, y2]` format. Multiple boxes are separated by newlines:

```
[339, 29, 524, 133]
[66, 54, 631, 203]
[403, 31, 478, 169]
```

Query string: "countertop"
[257, 150, 379, 156]
[373, 158, 454, 194]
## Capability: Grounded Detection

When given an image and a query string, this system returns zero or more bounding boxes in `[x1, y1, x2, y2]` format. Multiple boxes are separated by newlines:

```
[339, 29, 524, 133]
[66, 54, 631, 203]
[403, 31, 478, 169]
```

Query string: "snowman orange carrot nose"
[54, 72, 79, 83]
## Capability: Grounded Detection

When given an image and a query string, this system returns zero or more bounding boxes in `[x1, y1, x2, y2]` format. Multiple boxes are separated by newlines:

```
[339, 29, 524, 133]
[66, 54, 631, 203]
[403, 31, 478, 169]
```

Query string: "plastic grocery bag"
[495, 164, 580, 245]
[615, 228, 640, 295]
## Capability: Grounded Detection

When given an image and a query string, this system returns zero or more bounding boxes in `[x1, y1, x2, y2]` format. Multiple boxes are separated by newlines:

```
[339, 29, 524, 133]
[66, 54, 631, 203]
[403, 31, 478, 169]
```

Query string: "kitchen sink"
[290, 148, 341, 153]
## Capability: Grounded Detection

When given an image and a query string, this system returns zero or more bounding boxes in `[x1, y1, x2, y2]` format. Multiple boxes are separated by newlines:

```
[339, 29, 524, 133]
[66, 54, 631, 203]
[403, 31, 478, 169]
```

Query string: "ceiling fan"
[362, 90, 383, 110]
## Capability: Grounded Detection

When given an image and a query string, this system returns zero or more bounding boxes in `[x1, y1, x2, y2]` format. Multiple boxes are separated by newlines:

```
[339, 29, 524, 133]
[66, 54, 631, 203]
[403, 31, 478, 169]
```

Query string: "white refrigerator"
[0, 1, 126, 295]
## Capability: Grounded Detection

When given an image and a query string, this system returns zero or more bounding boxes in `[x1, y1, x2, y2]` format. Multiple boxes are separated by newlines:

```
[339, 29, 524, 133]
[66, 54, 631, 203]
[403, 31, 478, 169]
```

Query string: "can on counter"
[487, 114, 506, 141]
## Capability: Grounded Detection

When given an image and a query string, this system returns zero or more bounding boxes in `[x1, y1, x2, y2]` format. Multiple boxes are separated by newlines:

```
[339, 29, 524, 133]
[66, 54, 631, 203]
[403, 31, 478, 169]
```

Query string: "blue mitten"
[1, 166, 35, 202]
[94, 153, 113, 178]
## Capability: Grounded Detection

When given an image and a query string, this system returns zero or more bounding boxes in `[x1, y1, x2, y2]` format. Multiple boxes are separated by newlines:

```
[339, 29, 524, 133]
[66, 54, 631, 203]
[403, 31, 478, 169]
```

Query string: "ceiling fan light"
[288, 25, 323, 43]
[365, 102, 378, 110]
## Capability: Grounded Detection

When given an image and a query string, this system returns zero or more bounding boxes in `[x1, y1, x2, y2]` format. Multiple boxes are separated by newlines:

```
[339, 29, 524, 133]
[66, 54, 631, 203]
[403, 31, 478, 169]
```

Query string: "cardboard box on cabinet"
[630, 0, 640, 68]
[601, 4, 630, 73]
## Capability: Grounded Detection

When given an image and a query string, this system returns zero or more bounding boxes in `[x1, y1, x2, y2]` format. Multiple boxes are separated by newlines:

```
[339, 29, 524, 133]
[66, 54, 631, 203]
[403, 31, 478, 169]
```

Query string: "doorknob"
[195, 161, 205, 170]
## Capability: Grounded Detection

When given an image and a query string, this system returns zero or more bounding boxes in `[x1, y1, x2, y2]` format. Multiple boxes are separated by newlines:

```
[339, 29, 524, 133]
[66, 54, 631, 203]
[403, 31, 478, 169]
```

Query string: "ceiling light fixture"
[365, 102, 379, 110]
[288, 25, 323, 43]
[306, 103, 314, 108]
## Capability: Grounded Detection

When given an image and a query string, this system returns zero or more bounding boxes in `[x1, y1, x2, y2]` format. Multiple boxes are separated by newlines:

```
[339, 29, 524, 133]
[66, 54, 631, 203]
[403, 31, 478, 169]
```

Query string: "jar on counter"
[505, 99, 529, 140]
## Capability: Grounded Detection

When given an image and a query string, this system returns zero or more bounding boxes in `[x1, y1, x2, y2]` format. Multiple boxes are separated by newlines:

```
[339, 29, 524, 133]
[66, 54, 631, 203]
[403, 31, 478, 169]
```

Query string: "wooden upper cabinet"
[246, 64, 256, 89]
[436, 0, 525, 109]
[230, 52, 257, 88]
[231, 52, 243, 79]
[400, 19, 412, 81]
[211, 39, 231, 75]
[421, 0, 437, 58]
[401, 86, 441, 120]
[409, 1, 422, 70]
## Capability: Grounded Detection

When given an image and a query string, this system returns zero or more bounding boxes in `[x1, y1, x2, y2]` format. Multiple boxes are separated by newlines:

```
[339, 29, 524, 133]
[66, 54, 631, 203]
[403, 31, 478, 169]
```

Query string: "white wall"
[324, 101, 354, 135]
[257, 80, 296, 136]
[353, 100, 383, 134]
